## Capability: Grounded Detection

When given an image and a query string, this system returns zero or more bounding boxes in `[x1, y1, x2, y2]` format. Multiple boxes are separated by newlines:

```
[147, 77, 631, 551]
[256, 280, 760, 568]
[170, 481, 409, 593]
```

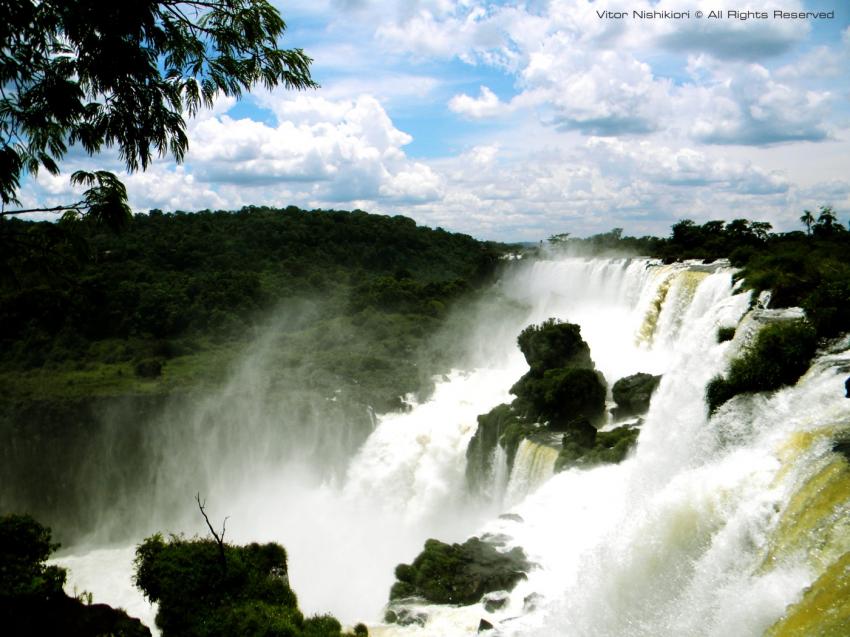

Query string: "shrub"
[512, 367, 607, 428]
[706, 319, 818, 413]
[1, 514, 150, 636]
[133, 534, 364, 637]
[0, 514, 66, 599]
[388, 537, 530, 606]
[516, 319, 593, 372]
[555, 425, 639, 471]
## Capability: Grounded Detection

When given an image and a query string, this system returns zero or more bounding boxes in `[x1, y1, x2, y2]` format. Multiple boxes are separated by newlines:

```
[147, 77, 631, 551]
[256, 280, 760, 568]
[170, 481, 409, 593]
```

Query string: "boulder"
[482, 592, 509, 612]
[383, 606, 427, 627]
[611, 373, 662, 418]
[388, 537, 531, 607]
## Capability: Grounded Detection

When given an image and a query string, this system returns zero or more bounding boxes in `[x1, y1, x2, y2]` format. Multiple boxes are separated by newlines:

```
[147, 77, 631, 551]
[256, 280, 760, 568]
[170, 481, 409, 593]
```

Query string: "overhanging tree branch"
[0, 0, 316, 217]
[0, 202, 86, 216]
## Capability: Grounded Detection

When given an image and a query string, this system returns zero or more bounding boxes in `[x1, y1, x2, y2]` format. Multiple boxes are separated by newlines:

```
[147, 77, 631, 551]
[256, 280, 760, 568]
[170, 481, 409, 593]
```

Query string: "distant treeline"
[0, 206, 508, 407]
[551, 210, 849, 340]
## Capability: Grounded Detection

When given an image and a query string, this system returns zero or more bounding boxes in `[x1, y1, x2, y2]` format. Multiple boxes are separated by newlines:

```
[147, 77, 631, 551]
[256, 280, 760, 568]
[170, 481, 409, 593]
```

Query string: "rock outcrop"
[388, 537, 530, 608]
[611, 373, 662, 418]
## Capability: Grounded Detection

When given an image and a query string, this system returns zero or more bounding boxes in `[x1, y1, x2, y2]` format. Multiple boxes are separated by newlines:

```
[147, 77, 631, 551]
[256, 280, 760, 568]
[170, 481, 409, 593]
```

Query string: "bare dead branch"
[196, 492, 227, 573]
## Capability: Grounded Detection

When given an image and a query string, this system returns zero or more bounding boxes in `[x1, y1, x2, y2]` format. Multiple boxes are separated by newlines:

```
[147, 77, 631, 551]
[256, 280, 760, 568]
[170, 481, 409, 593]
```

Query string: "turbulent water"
[54, 256, 850, 636]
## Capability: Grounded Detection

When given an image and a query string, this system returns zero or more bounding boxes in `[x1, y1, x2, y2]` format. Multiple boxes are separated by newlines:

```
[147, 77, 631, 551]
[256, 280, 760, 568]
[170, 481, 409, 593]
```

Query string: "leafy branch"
[1, 171, 131, 231]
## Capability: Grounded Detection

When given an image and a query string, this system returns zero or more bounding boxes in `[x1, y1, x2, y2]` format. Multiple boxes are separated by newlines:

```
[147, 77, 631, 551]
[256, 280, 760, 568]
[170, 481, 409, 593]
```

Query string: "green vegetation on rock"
[134, 533, 366, 637]
[466, 319, 630, 490]
[555, 425, 640, 472]
[512, 367, 607, 430]
[387, 537, 530, 608]
[706, 319, 818, 413]
[510, 319, 606, 429]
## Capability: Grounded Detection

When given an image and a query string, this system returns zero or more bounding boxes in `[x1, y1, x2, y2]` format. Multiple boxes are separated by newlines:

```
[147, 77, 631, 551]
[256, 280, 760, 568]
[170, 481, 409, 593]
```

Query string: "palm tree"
[816, 205, 838, 230]
[800, 209, 815, 235]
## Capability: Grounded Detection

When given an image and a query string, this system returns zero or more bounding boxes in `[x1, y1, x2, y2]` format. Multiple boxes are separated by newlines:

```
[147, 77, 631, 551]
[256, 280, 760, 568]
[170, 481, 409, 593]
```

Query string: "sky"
[20, 0, 850, 241]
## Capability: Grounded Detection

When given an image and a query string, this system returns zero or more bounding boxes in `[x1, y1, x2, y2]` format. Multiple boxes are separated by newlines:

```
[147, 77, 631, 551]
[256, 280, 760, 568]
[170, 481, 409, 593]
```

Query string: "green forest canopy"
[0, 206, 508, 408]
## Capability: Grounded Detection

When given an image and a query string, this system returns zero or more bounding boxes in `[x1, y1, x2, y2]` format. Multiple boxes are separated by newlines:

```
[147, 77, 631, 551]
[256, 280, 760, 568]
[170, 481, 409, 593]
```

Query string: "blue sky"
[21, 0, 850, 240]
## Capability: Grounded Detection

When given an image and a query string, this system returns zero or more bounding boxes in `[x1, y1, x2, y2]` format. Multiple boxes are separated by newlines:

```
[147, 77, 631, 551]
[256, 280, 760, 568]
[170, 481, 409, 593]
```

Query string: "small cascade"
[503, 439, 560, 506]
[487, 445, 510, 506]
[635, 266, 677, 346]
[653, 269, 709, 347]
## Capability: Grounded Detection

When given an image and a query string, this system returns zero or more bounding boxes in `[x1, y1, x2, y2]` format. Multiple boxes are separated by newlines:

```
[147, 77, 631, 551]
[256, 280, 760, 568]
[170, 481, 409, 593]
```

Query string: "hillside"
[1, 206, 508, 408]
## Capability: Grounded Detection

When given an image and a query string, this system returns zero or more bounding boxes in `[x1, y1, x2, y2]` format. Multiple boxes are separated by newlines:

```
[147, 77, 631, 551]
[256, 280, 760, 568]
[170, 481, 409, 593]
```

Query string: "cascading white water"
[370, 260, 849, 637]
[55, 256, 849, 637]
[502, 439, 559, 507]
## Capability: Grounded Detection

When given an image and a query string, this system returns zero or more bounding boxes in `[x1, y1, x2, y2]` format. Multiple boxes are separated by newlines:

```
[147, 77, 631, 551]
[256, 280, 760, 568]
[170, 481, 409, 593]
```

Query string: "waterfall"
[503, 439, 560, 506]
[53, 256, 849, 637]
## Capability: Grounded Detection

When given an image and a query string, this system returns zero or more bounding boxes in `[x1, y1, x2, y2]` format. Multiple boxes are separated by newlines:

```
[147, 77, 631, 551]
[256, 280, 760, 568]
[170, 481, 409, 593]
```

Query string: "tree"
[0, 514, 66, 598]
[750, 221, 772, 241]
[0, 0, 316, 225]
[815, 205, 839, 234]
[800, 209, 815, 235]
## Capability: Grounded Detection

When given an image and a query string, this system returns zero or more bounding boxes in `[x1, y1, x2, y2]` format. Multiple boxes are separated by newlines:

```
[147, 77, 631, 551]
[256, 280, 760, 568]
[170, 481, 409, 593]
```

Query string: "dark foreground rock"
[388, 537, 531, 607]
[0, 513, 151, 637]
[1, 597, 151, 637]
[611, 373, 662, 418]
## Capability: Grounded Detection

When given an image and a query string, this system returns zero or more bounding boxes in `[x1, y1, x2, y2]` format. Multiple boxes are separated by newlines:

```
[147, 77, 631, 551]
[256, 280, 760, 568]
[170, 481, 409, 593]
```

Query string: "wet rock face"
[388, 537, 531, 608]
[611, 373, 662, 418]
[465, 403, 515, 494]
